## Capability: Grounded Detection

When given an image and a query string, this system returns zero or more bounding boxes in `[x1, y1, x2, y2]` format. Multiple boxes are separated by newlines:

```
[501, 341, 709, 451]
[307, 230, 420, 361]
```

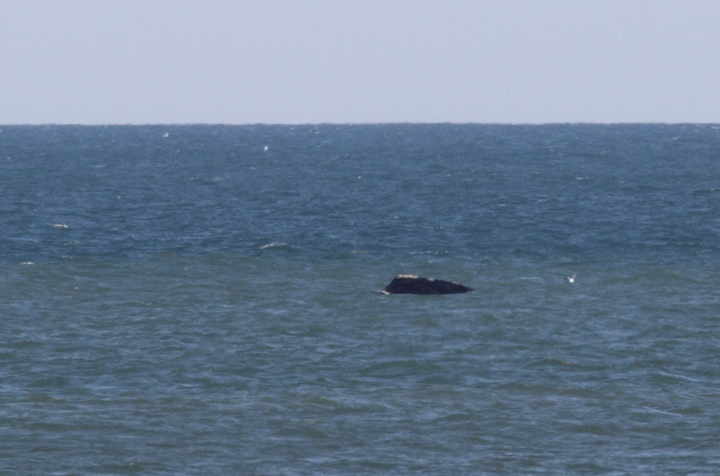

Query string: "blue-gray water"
[2, 124, 720, 475]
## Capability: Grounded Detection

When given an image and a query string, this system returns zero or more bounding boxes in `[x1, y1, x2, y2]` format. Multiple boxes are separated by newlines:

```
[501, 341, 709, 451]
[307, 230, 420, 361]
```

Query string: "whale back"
[381, 275, 472, 295]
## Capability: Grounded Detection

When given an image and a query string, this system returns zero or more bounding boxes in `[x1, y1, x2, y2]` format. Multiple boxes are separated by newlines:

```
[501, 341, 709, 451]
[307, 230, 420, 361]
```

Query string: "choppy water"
[2, 124, 720, 474]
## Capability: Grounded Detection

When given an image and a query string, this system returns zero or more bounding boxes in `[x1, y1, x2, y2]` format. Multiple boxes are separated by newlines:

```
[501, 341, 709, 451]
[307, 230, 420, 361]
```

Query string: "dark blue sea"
[2, 124, 720, 475]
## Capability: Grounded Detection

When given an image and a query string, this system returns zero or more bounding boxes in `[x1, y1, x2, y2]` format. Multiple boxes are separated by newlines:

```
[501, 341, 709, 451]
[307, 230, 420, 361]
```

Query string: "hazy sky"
[1, 0, 719, 124]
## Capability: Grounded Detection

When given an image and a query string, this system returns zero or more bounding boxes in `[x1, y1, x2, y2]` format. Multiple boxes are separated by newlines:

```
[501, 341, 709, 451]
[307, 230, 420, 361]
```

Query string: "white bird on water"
[566, 275, 576, 283]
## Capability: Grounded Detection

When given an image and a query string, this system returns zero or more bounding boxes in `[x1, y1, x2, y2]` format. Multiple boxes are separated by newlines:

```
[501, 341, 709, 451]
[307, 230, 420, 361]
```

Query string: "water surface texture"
[2, 124, 720, 474]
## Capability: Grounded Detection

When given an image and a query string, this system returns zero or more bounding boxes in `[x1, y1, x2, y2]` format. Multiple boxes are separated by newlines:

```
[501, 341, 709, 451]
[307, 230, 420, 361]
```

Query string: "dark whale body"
[381, 275, 472, 295]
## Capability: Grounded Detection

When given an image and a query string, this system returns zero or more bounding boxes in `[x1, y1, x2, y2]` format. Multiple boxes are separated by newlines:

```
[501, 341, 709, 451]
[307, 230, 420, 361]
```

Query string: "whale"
[381, 274, 472, 295]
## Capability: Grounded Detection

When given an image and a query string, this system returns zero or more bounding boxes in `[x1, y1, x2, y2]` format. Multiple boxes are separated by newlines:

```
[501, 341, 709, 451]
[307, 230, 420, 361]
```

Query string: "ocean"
[1, 124, 719, 474]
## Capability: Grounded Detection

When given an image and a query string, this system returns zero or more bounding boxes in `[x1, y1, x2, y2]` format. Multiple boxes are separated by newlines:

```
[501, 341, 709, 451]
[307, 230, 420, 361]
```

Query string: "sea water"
[1, 124, 719, 474]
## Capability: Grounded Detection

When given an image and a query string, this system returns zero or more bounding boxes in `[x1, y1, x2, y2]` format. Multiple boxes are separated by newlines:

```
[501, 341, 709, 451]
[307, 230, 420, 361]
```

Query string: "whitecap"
[52, 224, 68, 228]
[260, 242, 287, 250]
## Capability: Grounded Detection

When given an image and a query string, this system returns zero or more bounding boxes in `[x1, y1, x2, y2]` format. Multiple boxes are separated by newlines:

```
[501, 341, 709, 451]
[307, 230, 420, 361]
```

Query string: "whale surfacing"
[381, 274, 472, 295]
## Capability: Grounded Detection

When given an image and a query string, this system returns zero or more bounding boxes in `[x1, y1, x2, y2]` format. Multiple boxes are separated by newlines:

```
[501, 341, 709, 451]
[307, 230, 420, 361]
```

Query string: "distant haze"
[1, 0, 719, 124]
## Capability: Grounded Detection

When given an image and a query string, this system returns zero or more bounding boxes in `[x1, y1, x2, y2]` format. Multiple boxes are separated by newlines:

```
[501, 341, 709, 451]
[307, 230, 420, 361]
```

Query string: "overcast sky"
[1, 0, 719, 124]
